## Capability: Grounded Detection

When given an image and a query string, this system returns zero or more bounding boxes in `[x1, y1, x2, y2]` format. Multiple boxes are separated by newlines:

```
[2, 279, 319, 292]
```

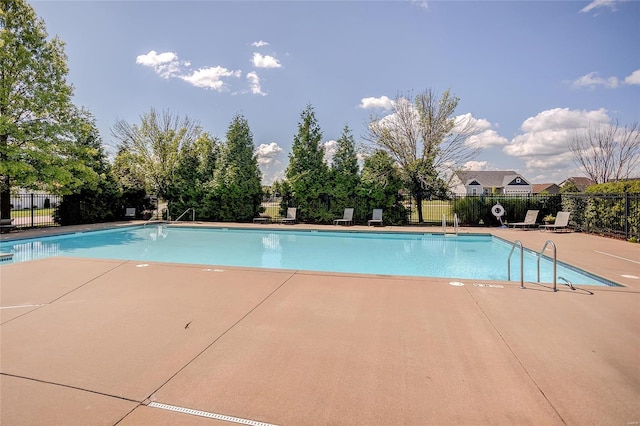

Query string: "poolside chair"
[124, 207, 136, 219]
[368, 209, 384, 227]
[0, 218, 16, 233]
[281, 207, 297, 224]
[540, 211, 571, 232]
[334, 208, 354, 226]
[508, 210, 539, 229]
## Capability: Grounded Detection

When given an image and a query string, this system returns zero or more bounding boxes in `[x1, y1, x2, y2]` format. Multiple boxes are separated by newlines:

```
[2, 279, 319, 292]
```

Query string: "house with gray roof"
[450, 171, 532, 196]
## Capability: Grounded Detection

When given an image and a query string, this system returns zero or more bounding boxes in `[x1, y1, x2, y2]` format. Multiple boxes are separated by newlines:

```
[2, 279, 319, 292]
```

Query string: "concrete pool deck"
[1, 222, 639, 425]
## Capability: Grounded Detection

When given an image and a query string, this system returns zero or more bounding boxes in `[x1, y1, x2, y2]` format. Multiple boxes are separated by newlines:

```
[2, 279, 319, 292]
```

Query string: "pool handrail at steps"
[507, 240, 524, 289]
[173, 207, 195, 223]
[442, 213, 459, 236]
[537, 240, 557, 291]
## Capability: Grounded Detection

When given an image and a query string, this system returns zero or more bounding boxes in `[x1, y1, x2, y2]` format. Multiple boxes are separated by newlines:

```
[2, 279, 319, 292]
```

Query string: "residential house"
[451, 171, 532, 196]
[559, 177, 595, 192]
[532, 183, 561, 195]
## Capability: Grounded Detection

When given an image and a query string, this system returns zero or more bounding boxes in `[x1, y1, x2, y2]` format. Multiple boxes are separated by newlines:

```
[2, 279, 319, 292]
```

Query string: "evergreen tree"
[358, 150, 407, 225]
[211, 114, 262, 221]
[167, 133, 219, 220]
[330, 125, 360, 204]
[0, 0, 82, 219]
[285, 104, 329, 222]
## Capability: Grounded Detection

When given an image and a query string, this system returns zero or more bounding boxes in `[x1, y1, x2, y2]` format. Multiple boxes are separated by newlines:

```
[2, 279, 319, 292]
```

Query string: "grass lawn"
[11, 208, 55, 218]
[409, 200, 454, 222]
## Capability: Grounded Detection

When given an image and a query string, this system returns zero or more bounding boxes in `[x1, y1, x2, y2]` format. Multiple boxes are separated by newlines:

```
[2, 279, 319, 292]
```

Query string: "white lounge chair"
[0, 218, 16, 233]
[509, 210, 539, 229]
[334, 208, 354, 226]
[368, 209, 383, 226]
[281, 207, 297, 224]
[540, 211, 571, 232]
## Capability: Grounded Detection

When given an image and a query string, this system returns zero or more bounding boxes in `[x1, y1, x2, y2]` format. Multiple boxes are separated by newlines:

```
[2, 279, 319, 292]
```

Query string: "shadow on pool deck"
[1, 222, 639, 425]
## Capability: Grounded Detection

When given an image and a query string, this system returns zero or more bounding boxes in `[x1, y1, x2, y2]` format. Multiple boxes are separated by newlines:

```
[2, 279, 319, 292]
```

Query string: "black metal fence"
[260, 193, 640, 241]
[6, 193, 60, 229]
[4, 192, 639, 241]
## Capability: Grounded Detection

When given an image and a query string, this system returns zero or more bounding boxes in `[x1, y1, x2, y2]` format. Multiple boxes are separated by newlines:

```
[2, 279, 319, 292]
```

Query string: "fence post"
[625, 192, 630, 241]
[30, 193, 34, 228]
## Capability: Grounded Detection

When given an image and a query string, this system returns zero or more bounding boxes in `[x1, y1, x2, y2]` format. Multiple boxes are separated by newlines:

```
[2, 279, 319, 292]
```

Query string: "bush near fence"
[5, 191, 639, 241]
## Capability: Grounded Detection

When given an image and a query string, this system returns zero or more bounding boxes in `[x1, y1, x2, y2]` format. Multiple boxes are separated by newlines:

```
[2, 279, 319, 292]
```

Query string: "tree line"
[2, 0, 638, 227]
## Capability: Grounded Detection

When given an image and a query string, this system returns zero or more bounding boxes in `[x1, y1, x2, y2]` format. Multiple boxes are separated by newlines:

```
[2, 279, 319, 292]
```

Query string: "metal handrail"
[537, 240, 557, 291]
[173, 207, 195, 223]
[442, 214, 447, 234]
[507, 240, 525, 289]
[454, 213, 459, 236]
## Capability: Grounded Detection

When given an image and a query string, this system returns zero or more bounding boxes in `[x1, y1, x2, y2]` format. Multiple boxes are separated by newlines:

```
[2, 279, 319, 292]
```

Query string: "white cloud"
[252, 40, 270, 48]
[358, 96, 394, 110]
[255, 142, 285, 185]
[252, 52, 282, 69]
[453, 113, 492, 133]
[255, 142, 283, 165]
[180, 66, 241, 91]
[579, 0, 620, 13]
[246, 71, 266, 96]
[411, 0, 429, 10]
[571, 72, 619, 89]
[136, 50, 189, 78]
[503, 108, 612, 174]
[519, 107, 609, 133]
[323, 140, 338, 165]
[462, 161, 491, 171]
[624, 68, 640, 85]
[467, 130, 509, 149]
[137, 49, 276, 94]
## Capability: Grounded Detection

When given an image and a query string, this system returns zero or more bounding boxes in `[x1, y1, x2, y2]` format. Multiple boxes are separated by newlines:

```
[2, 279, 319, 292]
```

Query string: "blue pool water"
[0, 225, 616, 286]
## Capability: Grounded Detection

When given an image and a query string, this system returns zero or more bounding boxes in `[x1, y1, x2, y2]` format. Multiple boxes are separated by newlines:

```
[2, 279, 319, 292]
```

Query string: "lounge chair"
[0, 218, 16, 233]
[540, 211, 571, 232]
[508, 210, 539, 229]
[253, 213, 271, 224]
[124, 207, 136, 219]
[280, 207, 297, 224]
[334, 208, 354, 226]
[368, 209, 384, 227]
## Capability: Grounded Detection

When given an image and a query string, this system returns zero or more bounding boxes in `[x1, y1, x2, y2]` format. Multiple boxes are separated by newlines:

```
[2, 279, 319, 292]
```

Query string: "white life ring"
[491, 204, 505, 217]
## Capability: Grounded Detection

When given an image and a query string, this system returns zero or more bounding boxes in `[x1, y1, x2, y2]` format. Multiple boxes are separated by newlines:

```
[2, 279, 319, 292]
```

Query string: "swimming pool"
[0, 225, 617, 286]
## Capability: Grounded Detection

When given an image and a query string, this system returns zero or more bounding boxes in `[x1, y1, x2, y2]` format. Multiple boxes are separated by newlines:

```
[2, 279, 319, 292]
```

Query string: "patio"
[1, 224, 638, 425]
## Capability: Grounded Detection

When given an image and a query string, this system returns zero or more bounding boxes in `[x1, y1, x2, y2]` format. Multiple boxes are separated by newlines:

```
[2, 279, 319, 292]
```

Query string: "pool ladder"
[442, 213, 459, 236]
[507, 239, 558, 291]
[173, 207, 195, 223]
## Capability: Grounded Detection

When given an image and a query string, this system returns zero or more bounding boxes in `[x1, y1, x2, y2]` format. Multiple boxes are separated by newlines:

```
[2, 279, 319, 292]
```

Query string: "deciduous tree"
[111, 108, 202, 199]
[54, 109, 121, 224]
[0, 0, 79, 219]
[570, 120, 640, 184]
[366, 89, 480, 222]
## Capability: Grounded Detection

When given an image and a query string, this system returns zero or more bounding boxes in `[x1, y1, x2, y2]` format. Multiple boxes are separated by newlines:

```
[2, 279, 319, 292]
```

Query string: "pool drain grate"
[147, 402, 277, 426]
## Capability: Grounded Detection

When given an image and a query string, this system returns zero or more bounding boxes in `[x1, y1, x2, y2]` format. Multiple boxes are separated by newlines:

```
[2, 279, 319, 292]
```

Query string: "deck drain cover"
[449, 281, 464, 286]
[148, 402, 276, 426]
[621, 274, 639, 279]
[136, 264, 149, 268]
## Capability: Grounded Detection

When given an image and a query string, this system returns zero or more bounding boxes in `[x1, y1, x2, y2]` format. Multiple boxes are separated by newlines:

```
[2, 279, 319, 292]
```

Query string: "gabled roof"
[532, 183, 560, 194]
[455, 171, 530, 187]
[560, 177, 595, 191]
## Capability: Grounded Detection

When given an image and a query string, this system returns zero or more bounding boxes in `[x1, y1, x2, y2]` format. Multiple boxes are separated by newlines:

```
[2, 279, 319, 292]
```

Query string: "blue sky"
[31, 0, 640, 185]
